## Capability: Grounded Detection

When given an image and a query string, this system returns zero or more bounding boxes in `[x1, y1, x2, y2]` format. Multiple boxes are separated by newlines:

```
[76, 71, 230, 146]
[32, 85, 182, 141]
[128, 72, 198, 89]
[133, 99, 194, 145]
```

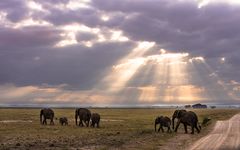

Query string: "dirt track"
[189, 113, 240, 150]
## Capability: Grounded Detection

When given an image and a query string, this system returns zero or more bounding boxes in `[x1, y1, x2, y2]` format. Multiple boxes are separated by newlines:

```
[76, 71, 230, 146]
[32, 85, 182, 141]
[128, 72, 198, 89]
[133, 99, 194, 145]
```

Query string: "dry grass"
[0, 108, 239, 150]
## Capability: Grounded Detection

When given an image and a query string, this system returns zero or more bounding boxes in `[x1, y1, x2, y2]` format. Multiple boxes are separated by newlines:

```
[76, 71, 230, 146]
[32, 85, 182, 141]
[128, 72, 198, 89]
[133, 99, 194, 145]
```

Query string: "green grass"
[0, 108, 239, 149]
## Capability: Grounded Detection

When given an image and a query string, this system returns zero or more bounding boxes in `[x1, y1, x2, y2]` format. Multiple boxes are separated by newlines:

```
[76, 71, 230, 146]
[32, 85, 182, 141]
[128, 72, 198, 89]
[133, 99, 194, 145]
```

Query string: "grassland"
[0, 108, 239, 150]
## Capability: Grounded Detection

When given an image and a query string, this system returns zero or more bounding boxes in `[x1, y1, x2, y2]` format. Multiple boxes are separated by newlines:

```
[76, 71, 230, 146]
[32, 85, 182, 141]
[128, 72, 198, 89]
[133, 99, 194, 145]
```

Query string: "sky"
[1, 0, 240, 106]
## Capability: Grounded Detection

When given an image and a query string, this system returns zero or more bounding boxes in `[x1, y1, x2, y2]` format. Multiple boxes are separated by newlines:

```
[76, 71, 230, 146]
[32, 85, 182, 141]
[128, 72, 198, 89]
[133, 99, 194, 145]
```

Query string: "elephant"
[40, 108, 54, 125]
[75, 108, 91, 127]
[59, 117, 68, 126]
[172, 110, 201, 134]
[91, 113, 100, 128]
[155, 116, 171, 132]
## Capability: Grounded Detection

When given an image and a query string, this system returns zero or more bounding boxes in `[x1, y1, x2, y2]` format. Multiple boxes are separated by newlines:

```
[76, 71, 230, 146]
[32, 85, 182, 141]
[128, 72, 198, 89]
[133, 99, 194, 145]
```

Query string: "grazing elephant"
[91, 113, 100, 128]
[59, 117, 68, 126]
[40, 108, 54, 125]
[75, 108, 91, 127]
[172, 110, 201, 134]
[155, 116, 171, 132]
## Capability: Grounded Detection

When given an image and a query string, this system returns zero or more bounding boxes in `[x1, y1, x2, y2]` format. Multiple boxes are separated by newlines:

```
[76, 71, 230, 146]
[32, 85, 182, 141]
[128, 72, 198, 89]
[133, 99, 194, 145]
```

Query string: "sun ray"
[95, 41, 155, 92]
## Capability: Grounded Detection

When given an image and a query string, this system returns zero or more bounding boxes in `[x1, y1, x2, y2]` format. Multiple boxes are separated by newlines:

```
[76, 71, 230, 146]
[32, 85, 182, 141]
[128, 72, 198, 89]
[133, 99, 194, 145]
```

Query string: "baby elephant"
[91, 113, 100, 128]
[59, 117, 68, 126]
[155, 116, 171, 133]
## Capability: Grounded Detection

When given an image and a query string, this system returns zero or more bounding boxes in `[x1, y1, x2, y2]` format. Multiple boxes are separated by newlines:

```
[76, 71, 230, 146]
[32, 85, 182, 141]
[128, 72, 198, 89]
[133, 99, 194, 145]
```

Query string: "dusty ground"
[0, 108, 239, 150]
[189, 113, 240, 150]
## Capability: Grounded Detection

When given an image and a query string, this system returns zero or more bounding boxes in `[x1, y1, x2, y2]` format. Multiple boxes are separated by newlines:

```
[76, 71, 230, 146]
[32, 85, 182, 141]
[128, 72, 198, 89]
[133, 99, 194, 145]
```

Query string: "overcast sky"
[1, 0, 240, 106]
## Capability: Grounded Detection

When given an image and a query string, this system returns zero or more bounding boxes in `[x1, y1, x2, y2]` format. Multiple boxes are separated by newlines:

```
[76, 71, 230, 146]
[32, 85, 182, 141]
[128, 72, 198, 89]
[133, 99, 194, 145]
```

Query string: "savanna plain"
[0, 108, 239, 150]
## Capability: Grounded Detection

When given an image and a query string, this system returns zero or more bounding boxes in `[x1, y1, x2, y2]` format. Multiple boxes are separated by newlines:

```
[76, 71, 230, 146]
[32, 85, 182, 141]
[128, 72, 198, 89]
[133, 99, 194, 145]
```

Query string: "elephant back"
[41, 108, 54, 119]
[181, 111, 198, 125]
[162, 116, 171, 127]
[77, 108, 91, 121]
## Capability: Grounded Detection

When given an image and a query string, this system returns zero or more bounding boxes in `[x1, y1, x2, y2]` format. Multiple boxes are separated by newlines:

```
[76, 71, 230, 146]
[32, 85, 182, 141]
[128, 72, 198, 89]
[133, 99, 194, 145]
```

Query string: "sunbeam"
[98, 41, 155, 92]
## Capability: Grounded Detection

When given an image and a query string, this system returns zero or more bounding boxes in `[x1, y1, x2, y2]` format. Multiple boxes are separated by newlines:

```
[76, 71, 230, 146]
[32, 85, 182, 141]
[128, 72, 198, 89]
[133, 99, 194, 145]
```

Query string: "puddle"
[0, 120, 33, 123]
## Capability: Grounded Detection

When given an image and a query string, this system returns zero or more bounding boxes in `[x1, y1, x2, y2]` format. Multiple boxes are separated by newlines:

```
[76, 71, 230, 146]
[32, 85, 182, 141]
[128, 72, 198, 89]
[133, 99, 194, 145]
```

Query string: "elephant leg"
[43, 118, 47, 125]
[191, 125, 194, 134]
[174, 120, 181, 132]
[167, 127, 171, 133]
[97, 123, 99, 128]
[50, 118, 54, 125]
[81, 120, 84, 127]
[87, 120, 89, 127]
[184, 124, 188, 134]
[79, 119, 83, 127]
[161, 126, 164, 133]
[158, 125, 161, 132]
[195, 123, 200, 133]
[84, 120, 88, 127]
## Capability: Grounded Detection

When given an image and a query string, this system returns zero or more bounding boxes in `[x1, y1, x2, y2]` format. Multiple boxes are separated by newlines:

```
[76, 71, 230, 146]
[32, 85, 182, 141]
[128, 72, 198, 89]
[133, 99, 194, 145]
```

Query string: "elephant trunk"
[172, 117, 175, 130]
[155, 118, 158, 132]
[75, 109, 78, 126]
[40, 109, 43, 124]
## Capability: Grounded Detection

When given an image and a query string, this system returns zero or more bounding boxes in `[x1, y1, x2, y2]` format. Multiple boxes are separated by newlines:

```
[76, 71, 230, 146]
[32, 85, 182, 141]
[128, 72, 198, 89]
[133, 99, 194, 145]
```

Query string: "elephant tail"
[75, 109, 78, 126]
[40, 109, 43, 124]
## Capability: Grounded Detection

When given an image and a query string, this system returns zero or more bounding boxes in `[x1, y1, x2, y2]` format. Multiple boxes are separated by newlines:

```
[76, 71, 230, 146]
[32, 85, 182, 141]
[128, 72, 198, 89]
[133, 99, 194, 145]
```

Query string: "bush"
[202, 117, 211, 126]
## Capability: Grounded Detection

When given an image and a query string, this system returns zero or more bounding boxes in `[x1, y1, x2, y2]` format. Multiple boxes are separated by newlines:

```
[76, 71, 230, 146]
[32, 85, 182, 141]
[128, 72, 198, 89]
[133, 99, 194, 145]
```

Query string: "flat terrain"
[0, 108, 239, 150]
[189, 113, 240, 150]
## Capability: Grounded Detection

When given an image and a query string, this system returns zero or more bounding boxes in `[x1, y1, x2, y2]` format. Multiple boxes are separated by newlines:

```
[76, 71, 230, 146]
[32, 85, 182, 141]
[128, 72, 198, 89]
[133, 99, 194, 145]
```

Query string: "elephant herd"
[155, 109, 201, 134]
[40, 108, 201, 134]
[40, 108, 100, 128]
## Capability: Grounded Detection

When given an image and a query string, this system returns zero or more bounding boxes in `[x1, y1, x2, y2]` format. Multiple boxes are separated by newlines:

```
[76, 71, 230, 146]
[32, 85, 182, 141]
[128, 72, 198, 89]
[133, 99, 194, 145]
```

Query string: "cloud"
[0, 0, 29, 22]
[0, 26, 61, 49]
[1, 0, 240, 105]
[92, 0, 240, 58]
[0, 41, 136, 89]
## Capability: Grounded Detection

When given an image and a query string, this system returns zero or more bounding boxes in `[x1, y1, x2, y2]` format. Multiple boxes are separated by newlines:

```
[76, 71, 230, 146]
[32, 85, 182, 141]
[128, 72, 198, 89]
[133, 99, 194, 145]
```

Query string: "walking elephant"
[155, 116, 171, 132]
[172, 110, 201, 134]
[40, 108, 54, 125]
[91, 113, 100, 128]
[59, 117, 68, 126]
[75, 108, 91, 127]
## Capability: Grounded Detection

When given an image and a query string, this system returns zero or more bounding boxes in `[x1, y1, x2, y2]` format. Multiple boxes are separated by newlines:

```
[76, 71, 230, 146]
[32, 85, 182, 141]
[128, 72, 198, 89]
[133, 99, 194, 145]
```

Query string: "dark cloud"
[91, 0, 240, 57]
[0, 26, 61, 49]
[0, 0, 29, 22]
[0, 41, 135, 90]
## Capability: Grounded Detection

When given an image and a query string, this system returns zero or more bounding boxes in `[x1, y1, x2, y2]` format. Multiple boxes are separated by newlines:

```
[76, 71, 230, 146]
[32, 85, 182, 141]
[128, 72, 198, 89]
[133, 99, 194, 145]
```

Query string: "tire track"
[189, 113, 240, 150]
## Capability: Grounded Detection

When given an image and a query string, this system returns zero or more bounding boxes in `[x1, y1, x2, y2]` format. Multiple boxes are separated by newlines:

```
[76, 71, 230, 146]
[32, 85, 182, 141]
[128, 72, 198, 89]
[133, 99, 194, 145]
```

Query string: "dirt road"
[189, 113, 240, 150]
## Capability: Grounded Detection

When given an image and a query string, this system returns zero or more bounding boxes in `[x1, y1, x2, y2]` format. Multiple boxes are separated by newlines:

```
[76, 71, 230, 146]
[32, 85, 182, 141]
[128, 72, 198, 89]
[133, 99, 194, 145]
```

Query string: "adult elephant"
[155, 116, 171, 132]
[40, 108, 54, 125]
[172, 110, 201, 134]
[75, 108, 91, 127]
